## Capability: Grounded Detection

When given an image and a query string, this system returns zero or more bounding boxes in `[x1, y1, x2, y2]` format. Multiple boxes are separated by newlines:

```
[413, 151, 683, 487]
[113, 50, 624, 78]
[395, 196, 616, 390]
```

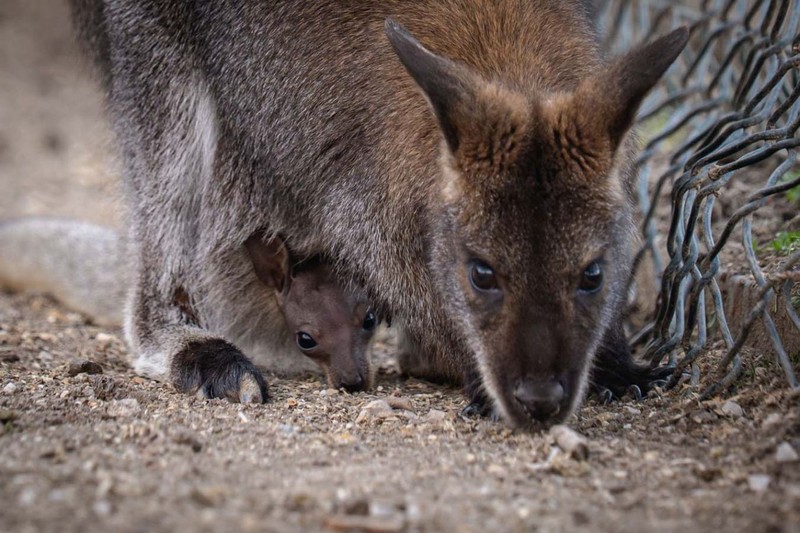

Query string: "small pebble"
[67, 360, 104, 377]
[173, 432, 203, 453]
[423, 409, 447, 423]
[341, 497, 369, 516]
[776, 442, 798, 463]
[748, 474, 771, 492]
[721, 400, 743, 418]
[550, 425, 590, 461]
[487, 464, 506, 477]
[2, 382, 17, 394]
[191, 486, 227, 507]
[368, 500, 396, 518]
[0, 409, 18, 423]
[94, 333, 116, 347]
[761, 413, 782, 428]
[623, 406, 641, 415]
[107, 398, 141, 418]
[18, 488, 37, 506]
[385, 396, 413, 412]
[93, 500, 112, 516]
[356, 400, 393, 423]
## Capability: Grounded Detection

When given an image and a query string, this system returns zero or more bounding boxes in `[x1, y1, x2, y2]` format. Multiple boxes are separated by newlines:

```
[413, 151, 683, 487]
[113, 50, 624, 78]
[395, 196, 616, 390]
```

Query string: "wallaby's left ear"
[574, 27, 689, 149]
[245, 233, 291, 293]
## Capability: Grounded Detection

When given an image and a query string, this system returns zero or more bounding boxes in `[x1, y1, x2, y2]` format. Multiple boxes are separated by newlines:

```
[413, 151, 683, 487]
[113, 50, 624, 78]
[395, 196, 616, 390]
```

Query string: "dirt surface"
[1, 1, 800, 532]
[2, 293, 800, 533]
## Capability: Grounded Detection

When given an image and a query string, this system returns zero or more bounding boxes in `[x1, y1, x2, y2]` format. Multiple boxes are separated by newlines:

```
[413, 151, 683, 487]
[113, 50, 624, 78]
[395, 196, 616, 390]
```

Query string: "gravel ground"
[1, 292, 799, 533]
[1, 1, 799, 532]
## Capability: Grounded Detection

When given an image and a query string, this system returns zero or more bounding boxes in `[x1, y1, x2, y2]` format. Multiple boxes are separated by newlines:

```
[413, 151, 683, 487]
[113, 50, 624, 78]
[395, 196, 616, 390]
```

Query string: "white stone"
[721, 400, 744, 418]
[776, 442, 799, 463]
[748, 474, 771, 492]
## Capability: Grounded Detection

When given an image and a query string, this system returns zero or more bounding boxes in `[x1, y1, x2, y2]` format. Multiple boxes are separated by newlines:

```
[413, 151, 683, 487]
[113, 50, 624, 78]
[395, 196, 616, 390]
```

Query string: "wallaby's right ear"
[245, 234, 290, 293]
[385, 18, 479, 153]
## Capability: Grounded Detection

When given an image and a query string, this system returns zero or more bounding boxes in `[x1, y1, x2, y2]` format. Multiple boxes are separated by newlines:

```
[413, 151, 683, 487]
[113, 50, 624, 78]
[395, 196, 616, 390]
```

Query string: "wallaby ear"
[245, 234, 290, 293]
[573, 27, 689, 149]
[385, 18, 529, 173]
[385, 18, 480, 153]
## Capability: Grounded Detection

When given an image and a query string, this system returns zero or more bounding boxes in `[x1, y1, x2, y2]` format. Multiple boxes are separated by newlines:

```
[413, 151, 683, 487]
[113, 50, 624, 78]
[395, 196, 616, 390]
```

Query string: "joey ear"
[245, 234, 290, 293]
[573, 27, 689, 149]
[385, 18, 479, 152]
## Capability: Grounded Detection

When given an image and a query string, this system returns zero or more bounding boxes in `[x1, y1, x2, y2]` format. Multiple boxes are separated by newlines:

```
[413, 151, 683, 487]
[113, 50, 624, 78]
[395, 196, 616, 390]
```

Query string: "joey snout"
[323, 360, 370, 392]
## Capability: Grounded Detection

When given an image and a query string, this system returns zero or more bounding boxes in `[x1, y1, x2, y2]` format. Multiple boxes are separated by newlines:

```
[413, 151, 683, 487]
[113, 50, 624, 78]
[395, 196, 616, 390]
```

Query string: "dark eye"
[469, 260, 499, 292]
[296, 332, 318, 351]
[578, 261, 603, 293]
[362, 310, 377, 331]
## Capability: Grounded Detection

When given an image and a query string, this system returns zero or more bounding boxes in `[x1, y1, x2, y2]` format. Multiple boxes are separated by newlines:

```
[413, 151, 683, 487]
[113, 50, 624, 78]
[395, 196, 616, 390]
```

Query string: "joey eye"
[362, 310, 377, 331]
[578, 261, 604, 293]
[296, 332, 318, 351]
[468, 260, 499, 292]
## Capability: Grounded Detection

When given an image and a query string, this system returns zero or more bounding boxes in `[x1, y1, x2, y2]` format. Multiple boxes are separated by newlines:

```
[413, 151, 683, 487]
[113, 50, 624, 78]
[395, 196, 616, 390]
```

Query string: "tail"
[0, 217, 126, 326]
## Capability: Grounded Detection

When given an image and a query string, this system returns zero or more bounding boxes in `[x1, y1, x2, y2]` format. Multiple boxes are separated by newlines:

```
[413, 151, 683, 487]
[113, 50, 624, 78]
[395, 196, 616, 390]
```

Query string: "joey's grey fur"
[67, 0, 687, 426]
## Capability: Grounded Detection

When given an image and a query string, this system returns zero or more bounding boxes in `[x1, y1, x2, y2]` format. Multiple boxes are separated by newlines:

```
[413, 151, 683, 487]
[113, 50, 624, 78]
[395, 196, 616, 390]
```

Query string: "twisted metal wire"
[600, 0, 800, 396]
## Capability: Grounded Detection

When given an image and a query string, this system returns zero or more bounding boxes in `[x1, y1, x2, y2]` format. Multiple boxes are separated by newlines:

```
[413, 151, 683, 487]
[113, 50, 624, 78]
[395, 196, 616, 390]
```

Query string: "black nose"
[338, 374, 365, 393]
[513, 379, 565, 421]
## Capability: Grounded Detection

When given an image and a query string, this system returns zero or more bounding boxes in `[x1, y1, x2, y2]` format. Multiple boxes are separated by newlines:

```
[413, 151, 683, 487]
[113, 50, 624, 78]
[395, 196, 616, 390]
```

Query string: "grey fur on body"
[70, 0, 687, 426]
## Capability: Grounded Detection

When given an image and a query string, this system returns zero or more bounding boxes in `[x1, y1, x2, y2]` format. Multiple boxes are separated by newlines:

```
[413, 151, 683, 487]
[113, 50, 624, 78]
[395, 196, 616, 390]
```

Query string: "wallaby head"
[386, 20, 689, 427]
[245, 234, 377, 392]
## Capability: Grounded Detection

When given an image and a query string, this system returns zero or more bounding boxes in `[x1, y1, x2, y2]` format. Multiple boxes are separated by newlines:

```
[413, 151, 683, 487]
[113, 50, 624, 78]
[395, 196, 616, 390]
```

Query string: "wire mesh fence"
[599, 0, 800, 397]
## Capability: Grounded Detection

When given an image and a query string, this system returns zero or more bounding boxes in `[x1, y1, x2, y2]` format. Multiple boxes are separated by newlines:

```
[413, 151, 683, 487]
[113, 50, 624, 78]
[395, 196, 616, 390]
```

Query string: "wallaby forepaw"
[590, 364, 673, 403]
[172, 339, 268, 403]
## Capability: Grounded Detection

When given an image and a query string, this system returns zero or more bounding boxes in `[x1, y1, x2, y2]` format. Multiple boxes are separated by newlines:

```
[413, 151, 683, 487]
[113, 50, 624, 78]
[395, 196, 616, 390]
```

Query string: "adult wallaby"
[69, 0, 687, 427]
[0, 218, 377, 392]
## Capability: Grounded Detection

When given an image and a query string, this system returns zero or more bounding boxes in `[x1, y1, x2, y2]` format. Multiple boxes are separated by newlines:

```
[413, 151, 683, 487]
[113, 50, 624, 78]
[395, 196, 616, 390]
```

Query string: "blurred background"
[0, 0, 120, 226]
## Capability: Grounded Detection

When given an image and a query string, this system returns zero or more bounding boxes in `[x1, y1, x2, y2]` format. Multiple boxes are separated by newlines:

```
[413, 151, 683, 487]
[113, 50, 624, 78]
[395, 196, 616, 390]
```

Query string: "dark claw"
[461, 400, 493, 418]
[460, 402, 482, 417]
[461, 368, 494, 419]
[628, 385, 643, 402]
[598, 387, 615, 404]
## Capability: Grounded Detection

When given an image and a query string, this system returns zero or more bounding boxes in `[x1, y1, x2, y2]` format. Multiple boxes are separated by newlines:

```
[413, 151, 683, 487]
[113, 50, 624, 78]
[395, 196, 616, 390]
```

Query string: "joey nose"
[338, 374, 365, 393]
[513, 379, 565, 421]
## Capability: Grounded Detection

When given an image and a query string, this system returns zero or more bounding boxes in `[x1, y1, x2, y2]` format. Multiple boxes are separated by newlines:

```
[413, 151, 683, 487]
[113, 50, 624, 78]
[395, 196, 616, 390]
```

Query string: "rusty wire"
[599, 0, 800, 396]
